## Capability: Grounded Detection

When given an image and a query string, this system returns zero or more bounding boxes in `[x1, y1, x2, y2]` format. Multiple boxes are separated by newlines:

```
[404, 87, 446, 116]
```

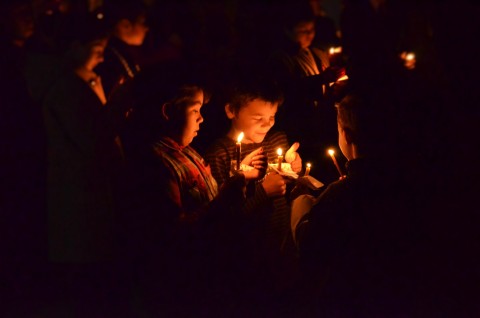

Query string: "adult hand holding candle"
[277, 148, 283, 172]
[236, 132, 244, 170]
[327, 148, 343, 178]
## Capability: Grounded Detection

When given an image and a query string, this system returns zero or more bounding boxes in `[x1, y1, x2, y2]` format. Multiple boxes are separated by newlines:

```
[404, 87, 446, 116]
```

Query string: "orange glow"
[329, 46, 342, 55]
[277, 148, 283, 156]
[328, 149, 335, 156]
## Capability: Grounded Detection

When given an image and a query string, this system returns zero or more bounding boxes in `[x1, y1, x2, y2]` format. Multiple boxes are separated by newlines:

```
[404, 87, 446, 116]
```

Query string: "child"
[204, 75, 303, 309]
[120, 64, 268, 316]
[291, 91, 415, 316]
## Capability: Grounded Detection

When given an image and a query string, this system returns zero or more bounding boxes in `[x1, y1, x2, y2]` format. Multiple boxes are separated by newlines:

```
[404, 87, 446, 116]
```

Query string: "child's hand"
[241, 147, 267, 180]
[262, 172, 287, 197]
[285, 142, 302, 173]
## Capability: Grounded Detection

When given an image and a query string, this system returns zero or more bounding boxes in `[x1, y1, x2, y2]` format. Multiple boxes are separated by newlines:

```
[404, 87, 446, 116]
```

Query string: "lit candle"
[405, 52, 415, 61]
[236, 132, 244, 170]
[327, 149, 343, 177]
[277, 148, 283, 172]
[305, 162, 311, 176]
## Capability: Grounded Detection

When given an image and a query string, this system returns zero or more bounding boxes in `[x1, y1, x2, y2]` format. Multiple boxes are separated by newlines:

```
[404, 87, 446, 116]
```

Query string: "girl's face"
[228, 98, 278, 144]
[84, 38, 107, 71]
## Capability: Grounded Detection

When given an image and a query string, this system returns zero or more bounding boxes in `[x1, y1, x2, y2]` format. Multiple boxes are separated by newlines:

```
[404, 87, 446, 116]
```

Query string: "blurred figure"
[0, 1, 47, 314]
[42, 14, 123, 316]
[267, 3, 346, 182]
[291, 89, 421, 316]
[95, 1, 149, 100]
[308, 0, 340, 51]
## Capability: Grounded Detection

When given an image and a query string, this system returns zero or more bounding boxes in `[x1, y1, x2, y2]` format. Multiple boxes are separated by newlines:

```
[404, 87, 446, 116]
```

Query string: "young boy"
[204, 76, 303, 308]
[120, 65, 268, 316]
[291, 91, 415, 316]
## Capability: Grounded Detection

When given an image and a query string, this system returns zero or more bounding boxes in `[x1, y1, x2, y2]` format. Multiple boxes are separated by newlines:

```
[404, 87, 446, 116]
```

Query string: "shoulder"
[264, 130, 289, 145]
[204, 136, 234, 156]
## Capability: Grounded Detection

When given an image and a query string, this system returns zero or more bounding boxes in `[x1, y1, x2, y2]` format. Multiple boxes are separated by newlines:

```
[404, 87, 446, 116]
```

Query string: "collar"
[157, 136, 186, 151]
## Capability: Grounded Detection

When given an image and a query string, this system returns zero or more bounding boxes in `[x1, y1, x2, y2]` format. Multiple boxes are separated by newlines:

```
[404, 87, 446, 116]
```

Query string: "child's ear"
[161, 103, 171, 120]
[225, 104, 236, 119]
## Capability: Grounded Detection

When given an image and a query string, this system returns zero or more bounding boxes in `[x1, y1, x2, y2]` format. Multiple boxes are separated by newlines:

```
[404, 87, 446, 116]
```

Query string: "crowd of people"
[1, 0, 478, 317]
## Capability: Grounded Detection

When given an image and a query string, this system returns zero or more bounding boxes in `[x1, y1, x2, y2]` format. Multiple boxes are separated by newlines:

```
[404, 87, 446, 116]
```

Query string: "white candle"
[236, 132, 244, 170]
[305, 162, 311, 176]
[328, 149, 343, 177]
[277, 148, 283, 172]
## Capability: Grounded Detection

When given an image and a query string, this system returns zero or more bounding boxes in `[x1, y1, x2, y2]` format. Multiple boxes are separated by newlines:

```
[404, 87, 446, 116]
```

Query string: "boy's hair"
[125, 62, 207, 143]
[281, 2, 315, 31]
[227, 75, 284, 114]
[102, 1, 147, 27]
[336, 90, 395, 155]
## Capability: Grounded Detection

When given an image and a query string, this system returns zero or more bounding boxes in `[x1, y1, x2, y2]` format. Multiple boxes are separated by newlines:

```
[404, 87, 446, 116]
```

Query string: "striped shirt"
[204, 130, 292, 251]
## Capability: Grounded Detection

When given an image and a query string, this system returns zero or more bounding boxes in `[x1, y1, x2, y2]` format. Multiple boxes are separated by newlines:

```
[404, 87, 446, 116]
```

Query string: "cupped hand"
[241, 147, 267, 180]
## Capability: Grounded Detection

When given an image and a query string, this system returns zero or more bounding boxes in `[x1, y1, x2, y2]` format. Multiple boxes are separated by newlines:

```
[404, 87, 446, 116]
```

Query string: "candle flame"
[406, 53, 415, 61]
[329, 46, 342, 55]
[328, 149, 335, 156]
[237, 132, 244, 143]
[307, 163, 311, 168]
[337, 75, 349, 82]
[277, 148, 283, 156]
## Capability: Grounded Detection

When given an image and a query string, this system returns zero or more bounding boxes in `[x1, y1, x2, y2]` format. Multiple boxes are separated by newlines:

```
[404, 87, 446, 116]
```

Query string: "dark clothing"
[204, 130, 298, 308]
[295, 158, 420, 316]
[121, 136, 247, 316]
[95, 37, 142, 100]
[43, 72, 121, 262]
[267, 44, 340, 165]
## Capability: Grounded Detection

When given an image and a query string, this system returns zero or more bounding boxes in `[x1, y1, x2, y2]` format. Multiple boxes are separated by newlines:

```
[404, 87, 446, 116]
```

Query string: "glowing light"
[328, 149, 343, 177]
[237, 132, 244, 143]
[277, 148, 283, 171]
[305, 163, 311, 176]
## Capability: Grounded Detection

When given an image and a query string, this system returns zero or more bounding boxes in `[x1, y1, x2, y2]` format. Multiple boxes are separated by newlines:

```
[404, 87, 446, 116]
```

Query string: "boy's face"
[290, 21, 315, 49]
[123, 16, 149, 46]
[229, 98, 278, 144]
[174, 90, 204, 147]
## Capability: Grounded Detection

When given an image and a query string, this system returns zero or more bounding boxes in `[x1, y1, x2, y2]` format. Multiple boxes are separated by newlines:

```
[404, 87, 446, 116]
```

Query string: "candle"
[277, 148, 283, 172]
[327, 149, 343, 177]
[328, 46, 342, 55]
[305, 163, 311, 176]
[236, 132, 244, 170]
